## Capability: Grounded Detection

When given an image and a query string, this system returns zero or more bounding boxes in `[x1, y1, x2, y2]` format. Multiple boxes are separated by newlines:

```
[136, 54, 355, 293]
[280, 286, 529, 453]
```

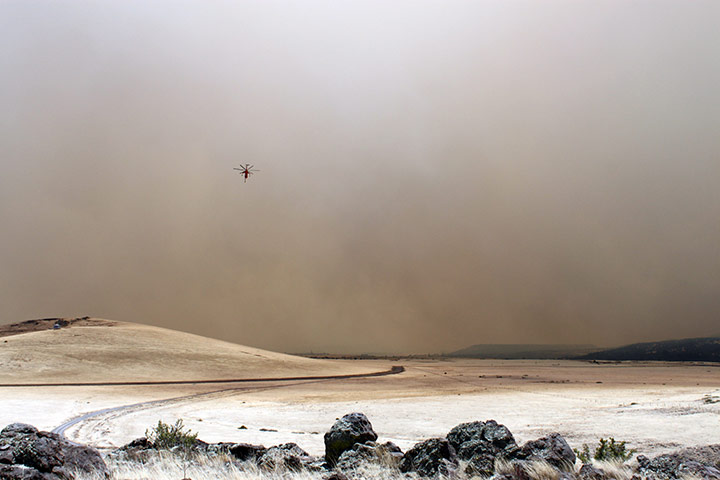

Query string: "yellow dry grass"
[0, 319, 373, 384]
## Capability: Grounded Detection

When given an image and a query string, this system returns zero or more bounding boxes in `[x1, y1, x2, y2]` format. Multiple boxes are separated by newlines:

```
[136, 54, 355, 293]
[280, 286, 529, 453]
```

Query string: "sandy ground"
[1, 359, 718, 458]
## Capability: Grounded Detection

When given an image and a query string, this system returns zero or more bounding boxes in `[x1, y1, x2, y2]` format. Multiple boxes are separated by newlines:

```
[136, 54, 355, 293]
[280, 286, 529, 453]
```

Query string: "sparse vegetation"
[575, 444, 592, 464]
[145, 419, 198, 479]
[145, 419, 197, 451]
[574, 438, 635, 463]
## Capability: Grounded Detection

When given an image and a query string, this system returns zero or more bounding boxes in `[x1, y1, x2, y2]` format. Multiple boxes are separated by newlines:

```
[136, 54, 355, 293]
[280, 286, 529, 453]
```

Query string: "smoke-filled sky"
[1, 1, 719, 354]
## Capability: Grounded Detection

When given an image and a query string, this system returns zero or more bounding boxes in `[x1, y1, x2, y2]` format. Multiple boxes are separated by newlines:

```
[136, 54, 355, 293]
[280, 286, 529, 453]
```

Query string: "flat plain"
[0, 320, 718, 458]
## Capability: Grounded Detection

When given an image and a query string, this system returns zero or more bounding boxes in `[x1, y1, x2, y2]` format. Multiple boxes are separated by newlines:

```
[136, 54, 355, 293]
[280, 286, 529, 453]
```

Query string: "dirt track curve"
[0, 366, 404, 388]
[46, 366, 404, 443]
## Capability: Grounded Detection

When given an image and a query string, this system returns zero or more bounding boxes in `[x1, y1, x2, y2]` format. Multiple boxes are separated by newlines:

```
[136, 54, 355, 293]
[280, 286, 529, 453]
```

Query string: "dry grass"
[72, 453, 646, 480]
[0, 319, 372, 384]
[590, 459, 634, 480]
[74, 451, 421, 480]
[495, 458, 564, 480]
[492, 457, 637, 480]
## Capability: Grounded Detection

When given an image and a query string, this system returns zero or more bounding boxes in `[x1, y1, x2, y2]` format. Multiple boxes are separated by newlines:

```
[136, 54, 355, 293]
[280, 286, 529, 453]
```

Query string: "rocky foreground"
[2, 414, 719, 480]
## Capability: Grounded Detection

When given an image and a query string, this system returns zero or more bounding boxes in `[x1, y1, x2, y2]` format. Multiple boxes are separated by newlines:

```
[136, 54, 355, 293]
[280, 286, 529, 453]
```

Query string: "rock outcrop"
[637, 445, 720, 479]
[324, 413, 378, 466]
[447, 420, 519, 476]
[78, 413, 720, 480]
[0, 423, 109, 480]
[399, 438, 458, 478]
[578, 463, 607, 480]
[516, 432, 576, 471]
[257, 443, 314, 472]
[336, 440, 403, 470]
[228, 442, 267, 462]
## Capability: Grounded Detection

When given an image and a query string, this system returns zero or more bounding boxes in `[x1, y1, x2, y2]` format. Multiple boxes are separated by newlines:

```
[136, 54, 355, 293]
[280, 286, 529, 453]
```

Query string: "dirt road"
[49, 367, 404, 441]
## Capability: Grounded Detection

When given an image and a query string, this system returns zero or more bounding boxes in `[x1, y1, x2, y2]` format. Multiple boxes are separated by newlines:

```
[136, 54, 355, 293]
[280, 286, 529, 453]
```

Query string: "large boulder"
[0, 423, 109, 480]
[516, 433, 576, 471]
[336, 441, 403, 470]
[399, 438, 458, 478]
[257, 443, 314, 472]
[324, 413, 378, 466]
[447, 420, 519, 476]
[637, 445, 720, 479]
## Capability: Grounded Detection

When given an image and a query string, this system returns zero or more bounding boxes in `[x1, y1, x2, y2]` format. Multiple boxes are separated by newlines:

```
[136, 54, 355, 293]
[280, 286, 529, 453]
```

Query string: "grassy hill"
[0, 317, 373, 384]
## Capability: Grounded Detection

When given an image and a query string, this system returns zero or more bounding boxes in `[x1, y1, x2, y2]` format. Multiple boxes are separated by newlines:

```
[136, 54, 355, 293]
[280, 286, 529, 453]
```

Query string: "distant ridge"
[575, 336, 720, 362]
[0, 317, 118, 337]
[449, 344, 598, 359]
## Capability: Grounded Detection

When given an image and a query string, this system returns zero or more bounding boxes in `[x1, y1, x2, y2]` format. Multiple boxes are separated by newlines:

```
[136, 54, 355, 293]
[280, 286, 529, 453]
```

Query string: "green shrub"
[574, 437, 635, 463]
[574, 444, 592, 463]
[145, 419, 198, 451]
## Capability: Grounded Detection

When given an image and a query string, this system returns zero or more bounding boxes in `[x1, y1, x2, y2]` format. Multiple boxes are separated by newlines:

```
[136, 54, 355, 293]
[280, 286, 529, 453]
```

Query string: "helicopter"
[233, 164, 260, 183]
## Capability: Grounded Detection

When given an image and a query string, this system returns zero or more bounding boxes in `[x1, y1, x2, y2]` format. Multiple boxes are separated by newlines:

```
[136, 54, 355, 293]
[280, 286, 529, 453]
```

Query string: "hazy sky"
[1, 0, 719, 354]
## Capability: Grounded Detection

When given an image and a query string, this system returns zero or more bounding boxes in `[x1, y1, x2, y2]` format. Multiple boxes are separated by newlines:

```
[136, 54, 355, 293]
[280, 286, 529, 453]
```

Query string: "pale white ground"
[1, 359, 718, 458]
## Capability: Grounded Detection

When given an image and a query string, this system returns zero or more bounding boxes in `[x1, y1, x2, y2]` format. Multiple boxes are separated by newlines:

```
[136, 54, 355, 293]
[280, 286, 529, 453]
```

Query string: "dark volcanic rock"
[482, 421, 517, 452]
[399, 438, 458, 478]
[324, 413, 378, 466]
[112, 437, 156, 462]
[517, 433, 575, 471]
[637, 445, 720, 479]
[324, 473, 351, 480]
[0, 423, 109, 479]
[446, 420, 517, 458]
[63, 444, 109, 476]
[229, 443, 267, 462]
[447, 421, 486, 451]
[0, 445, 13, 465]
[1, 425, 38, 437]
[121, 437, 153, 450]
[336, 441, 403, 470]
[0, 463, 53, 480]
[447, 420, 519, 476]
[579, 463, 606, 480]
[201, 442, 238, 458]
[258, 443, 314, 471]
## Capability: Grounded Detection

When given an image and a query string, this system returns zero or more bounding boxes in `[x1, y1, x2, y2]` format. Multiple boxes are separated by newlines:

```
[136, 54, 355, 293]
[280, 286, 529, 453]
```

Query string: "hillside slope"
[0, 317, 372, 384]
[449, 344, 598, 359]
[576, 337, 720, 362]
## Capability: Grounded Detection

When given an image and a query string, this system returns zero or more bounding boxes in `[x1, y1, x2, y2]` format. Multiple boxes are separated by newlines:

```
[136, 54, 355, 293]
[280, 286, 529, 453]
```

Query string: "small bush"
[145, 419, 198, 451]
[575, 444, 592, 464]
[574, 438, 635, 463]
